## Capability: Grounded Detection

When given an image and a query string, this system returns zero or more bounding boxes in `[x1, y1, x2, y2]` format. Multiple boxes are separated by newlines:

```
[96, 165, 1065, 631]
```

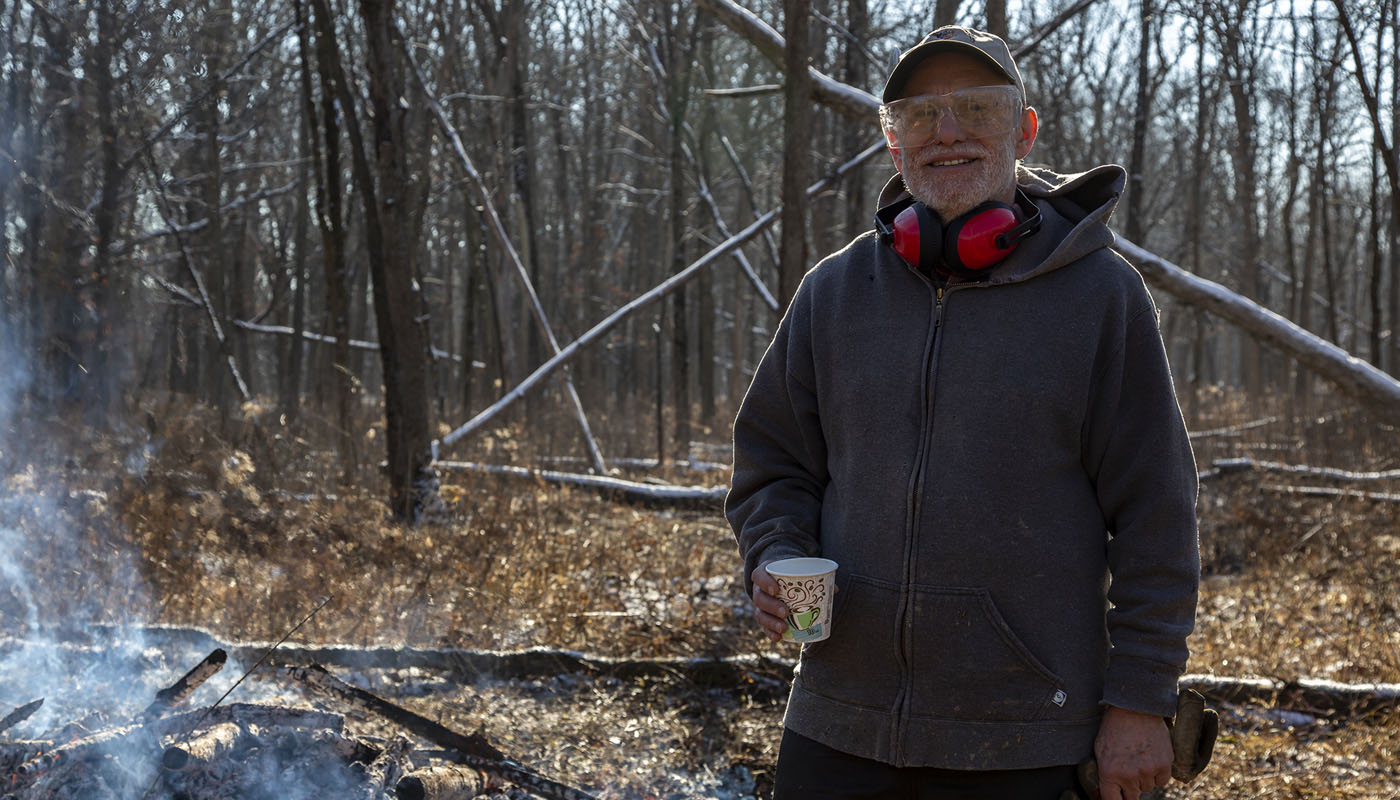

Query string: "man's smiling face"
[890, 51, 1037, 220]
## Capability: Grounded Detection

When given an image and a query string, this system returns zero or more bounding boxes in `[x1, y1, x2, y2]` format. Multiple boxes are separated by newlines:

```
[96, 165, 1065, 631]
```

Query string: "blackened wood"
[281, 665, 503, 761]
[14, 720, 161, 776]
[396, 764, 485, 800]
[0, 698, 42, 733]
[161, 720, 241, 771]
[283, 664, 601, 800]
[363, 735, 411, 793]
[154, 702, 344, 739]
[144, 648, 228, 718]
[310, 727, 383, 765]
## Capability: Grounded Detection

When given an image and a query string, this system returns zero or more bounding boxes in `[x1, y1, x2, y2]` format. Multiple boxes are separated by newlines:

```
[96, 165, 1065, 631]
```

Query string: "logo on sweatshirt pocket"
[1051, 690, 1067, 707]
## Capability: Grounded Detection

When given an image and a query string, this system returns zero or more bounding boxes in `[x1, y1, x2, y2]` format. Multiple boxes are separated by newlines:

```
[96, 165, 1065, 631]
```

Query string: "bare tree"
[780, 0, 811, 312]
[359, 0, 438, 520]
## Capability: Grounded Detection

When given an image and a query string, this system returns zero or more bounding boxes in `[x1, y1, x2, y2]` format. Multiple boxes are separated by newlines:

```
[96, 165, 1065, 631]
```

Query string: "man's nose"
[930, 107, 964, 144]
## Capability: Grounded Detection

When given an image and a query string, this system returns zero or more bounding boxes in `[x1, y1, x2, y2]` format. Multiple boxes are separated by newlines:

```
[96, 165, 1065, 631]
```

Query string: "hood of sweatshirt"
[875, 162, 1127, 285]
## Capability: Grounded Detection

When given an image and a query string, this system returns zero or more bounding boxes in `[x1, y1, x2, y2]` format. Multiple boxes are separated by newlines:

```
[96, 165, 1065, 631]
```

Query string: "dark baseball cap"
[882, 26, 1025, 105]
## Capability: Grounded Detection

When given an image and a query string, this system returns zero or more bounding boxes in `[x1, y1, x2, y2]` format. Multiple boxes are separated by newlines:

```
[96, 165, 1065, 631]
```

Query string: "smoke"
[0, 313, 176, 740]
[0, 315, 27, 469]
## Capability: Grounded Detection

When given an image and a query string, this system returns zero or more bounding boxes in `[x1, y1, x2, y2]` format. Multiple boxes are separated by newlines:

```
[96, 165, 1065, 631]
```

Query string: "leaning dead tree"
[1115, 239, 1400, 427]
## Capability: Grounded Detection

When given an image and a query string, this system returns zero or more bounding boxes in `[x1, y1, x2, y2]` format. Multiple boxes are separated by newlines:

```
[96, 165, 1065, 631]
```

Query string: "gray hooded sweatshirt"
[726, 163, 1200, 770]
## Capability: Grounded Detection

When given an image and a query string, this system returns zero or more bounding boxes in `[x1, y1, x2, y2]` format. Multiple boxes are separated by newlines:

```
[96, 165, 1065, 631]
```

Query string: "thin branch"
[143, 155, 251, 401]
[717, 132, 784, 276]
[1011, 0, 1103, 59]
[120, 19, 299, 175]
[811, 8, 883, 72]
[694, 0, 879, 123]
[701, 84, 782, 97]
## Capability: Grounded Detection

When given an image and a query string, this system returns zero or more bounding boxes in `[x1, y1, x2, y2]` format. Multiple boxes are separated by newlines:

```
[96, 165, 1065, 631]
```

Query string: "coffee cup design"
[766, 557, 838, 644]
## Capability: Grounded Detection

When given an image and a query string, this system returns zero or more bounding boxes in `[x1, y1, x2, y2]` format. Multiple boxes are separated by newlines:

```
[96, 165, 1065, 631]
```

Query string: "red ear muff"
[943, 201, 1020, 275]
[890, 203, 942, 274]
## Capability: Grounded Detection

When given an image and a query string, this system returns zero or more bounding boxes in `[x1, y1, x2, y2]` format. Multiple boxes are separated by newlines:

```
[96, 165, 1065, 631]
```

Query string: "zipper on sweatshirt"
[890, 279, 947, 764]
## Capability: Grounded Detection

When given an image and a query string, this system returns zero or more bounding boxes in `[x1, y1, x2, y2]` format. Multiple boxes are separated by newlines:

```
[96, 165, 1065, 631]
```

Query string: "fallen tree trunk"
[1260, 484, 1400, 503]
[1200, 457, 1400, 483]
[436, 142, 886, 450]
[1181, 673, 1400, 716]
[1115, 238, 1400, 428]
[435, 461, 726, 510]
[19, 628, 1397, 722]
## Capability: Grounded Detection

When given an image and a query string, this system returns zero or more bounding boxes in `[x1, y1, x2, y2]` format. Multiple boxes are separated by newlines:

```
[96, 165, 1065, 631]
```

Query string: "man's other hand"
[750, 562, 789, 642]
[1094, 705, 1172, 800]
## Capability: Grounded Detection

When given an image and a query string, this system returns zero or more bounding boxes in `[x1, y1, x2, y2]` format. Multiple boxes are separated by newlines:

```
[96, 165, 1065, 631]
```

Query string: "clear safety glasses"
[879, 86, 1022, 149]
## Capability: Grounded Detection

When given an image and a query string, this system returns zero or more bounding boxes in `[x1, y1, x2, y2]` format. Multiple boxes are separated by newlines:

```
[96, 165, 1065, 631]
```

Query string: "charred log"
[362, 735, 413, 793]
[157, 702, 343, 738]
[14, 719, 162, 777]
[311, 726, 384, 765]
[396, 764, 487, 800]
[161, 720, 241, 771]
[144, 647, 228, 719]
[280, 664, 504, 762]
[0, 699, 42, 734]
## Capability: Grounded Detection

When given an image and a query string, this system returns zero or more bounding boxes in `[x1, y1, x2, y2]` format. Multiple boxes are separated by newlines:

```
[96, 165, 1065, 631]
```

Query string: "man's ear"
[1016, 107, 1038, 159]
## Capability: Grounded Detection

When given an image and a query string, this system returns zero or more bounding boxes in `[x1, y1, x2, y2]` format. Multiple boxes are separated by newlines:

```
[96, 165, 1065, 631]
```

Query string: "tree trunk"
[842, 0, 870, 243]
[308, 0, 358, 477]
[985, 0, 1007, 39]
[1219, 13, 1264, 395]
[934, 0, 960, 29]
[780, 0, 810, 312]
[502, 0, 543, 375]
[284, 0, 318, 423]
[33, 5, 90, 405]
[358, 0, 437, 521]
[1124, 0, 1151, 243]
[89, 0, 123, 413]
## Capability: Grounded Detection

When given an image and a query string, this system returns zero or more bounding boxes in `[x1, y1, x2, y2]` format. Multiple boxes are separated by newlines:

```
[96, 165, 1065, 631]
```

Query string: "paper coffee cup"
[766, 557, 838, 643]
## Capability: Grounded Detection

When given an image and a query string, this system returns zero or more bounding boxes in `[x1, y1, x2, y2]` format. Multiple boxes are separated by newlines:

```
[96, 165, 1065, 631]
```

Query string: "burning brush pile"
[1, 648, 599, 800]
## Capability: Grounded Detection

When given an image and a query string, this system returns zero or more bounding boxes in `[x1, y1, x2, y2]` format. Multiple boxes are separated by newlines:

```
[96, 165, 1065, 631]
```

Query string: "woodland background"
[2, 0, 1398, 509]
[1, 1, 1400, 798]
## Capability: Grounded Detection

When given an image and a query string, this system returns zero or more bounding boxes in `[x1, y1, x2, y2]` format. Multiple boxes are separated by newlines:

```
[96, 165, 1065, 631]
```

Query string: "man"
[726, 26, 1200, 800]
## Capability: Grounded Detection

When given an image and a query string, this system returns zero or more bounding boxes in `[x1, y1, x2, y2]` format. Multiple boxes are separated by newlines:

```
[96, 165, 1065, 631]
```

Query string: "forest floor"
[2, 396, 1399, 799]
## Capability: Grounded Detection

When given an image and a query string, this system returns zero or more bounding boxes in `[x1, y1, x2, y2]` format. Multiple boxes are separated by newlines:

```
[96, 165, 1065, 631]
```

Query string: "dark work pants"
[772, 729, 1080, 800]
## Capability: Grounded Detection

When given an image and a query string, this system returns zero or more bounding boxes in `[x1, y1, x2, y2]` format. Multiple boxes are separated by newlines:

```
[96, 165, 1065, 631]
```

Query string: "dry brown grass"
[2, 391, 1399, 798]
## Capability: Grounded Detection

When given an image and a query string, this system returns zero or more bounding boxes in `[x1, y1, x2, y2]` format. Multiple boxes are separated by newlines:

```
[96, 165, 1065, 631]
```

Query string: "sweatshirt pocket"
[795, 575, 902, 711]
[907, 586, 1065, 722]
